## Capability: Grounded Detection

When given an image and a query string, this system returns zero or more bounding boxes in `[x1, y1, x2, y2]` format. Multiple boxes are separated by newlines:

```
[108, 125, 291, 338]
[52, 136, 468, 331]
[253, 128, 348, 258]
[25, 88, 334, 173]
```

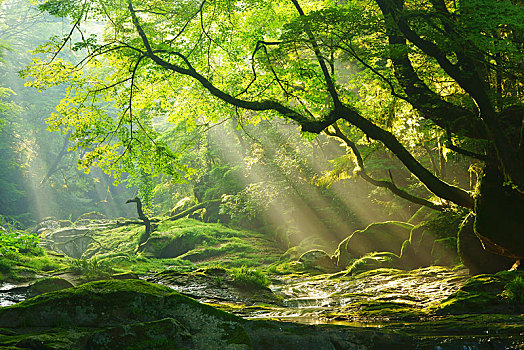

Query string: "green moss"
[333, 221, 413, 268]
[0, 279, 242, 329]
[345, 252, 401, 275]
[76, 211, 107, 221]
[435, 271, 524, 314]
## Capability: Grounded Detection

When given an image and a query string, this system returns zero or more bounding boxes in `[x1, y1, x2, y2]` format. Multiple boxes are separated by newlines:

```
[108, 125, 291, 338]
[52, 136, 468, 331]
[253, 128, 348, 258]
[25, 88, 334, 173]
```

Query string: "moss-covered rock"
[0, 279, 252, 349]
[76, 211, 108, 222]
[298, 250, 339, 273]
[435, 270, 524, 315]
[28, 277, 74, 296]
[86, 318, 195, 349]
[149, 267, 279, 305]
[333, 222, 413, 268]
[40, 227, 95, 259]
[34, 217, 59, 236]
[346, 252, 402, 275]
[140, 231, 205, 259]
[406, 209, 468, 269]
[58, 220, 73, 228]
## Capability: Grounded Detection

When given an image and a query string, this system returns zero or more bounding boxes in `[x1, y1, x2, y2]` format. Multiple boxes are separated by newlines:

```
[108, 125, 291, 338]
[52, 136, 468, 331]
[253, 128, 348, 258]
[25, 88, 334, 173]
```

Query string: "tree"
[0, 0, 137, 224]
[30, 0, 523, 271]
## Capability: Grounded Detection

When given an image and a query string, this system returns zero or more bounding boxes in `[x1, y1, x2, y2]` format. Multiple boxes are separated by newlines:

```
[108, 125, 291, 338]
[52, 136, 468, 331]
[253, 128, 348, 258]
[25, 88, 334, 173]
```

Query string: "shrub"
[501, 276, 524, 304]
[230, 265, 270, 289]
[69, 258, 113, 280]
[0, 231, 43, 255]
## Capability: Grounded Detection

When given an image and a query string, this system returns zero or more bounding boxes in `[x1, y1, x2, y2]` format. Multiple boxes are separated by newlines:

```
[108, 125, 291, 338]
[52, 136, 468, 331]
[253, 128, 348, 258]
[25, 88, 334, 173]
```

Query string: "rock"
[150, 268, 279, 305]
[431, 238, 460, 266]
[0, 279, 252, 349]
[111, 272, 139, 280]
[458, 214, 514, 275]
[333, 222, 413, 268]
[87, 318, 193, 349]
[436, 270, 524, 315]
[140, 231, 205, 258]
[29, 277, 74, 296]
[75, 218, 93, 226]
[76, 211, 108, 221]
[408, 210, 467, 269]
[298, 250, 339, 273]
[34, 217, 59, 236]
[59, 219, 73, 228]
[399, 240, 418, 269]
[407, 226, 435, 268]
[346, 252, 402, 275]
[41, 227, 94, 258]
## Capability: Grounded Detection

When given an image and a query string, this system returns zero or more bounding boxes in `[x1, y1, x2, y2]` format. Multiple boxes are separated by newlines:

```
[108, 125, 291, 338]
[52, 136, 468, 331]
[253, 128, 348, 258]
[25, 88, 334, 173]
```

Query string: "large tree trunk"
[474, 163, 524, 260]
[458, 213, 514, 275]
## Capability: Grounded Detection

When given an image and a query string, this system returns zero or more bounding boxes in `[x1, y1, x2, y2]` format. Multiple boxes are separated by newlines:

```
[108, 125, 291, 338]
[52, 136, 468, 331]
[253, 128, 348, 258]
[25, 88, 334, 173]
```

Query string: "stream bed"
[2, 266, 523, 349]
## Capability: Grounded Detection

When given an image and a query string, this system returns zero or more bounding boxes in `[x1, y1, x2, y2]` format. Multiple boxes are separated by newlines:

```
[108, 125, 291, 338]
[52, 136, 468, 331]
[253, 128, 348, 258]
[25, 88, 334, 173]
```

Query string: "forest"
[0, 0, 523, 348]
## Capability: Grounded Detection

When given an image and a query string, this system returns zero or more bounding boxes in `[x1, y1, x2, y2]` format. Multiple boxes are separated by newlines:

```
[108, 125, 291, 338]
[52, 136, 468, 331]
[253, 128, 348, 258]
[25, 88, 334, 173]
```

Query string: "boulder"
[0, 279, 252, 349]
[346, 252, 402, 275]
[34, 217, 60, 236]
[140, 231, 205, 258]
[333, 222, 413, 268]
[41, 227, 94, 258]
[76, 211, 108, 221]
[29, 277, 74, 296]
[436, 270, 524, 315]
[298, 250, 339, 273]
[59, 219, 73, 228]
[408, 210, 467, 268]
[431, 238, 460, 266]
[399, 240, 418, 269]
[111, 272, 139, 280]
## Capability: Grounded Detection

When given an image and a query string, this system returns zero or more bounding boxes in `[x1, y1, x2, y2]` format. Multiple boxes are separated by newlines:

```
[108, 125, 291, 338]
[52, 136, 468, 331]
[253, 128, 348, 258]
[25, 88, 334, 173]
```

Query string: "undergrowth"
[69, 258, 113, 280]
[501, 276, 524, 304]
[230, 265, 270, 289]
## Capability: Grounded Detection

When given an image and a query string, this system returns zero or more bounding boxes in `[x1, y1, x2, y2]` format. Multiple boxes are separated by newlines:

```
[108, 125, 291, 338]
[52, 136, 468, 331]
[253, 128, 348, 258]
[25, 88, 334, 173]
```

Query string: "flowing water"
[0, 283, 29, 307]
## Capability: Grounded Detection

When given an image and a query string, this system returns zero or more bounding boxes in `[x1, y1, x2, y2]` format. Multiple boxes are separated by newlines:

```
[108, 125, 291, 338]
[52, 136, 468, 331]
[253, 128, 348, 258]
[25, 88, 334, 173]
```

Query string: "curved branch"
[337, 105, 474, 208]
[446, 131, 488, 161]
[327, 124, 445, 211]
[127, 1, 323, 130]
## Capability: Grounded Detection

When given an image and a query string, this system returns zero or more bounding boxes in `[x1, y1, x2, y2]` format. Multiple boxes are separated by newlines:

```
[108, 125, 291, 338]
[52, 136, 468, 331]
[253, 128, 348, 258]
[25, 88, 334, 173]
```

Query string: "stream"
[147, 266, 471, 323]
[1, 267, 523, 349]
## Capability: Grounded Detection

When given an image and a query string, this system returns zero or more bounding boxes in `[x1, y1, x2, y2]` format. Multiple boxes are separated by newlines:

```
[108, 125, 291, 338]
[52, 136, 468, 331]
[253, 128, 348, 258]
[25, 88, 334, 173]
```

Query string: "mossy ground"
[81, 218, 284, 273]
[0, 218, 286, 284]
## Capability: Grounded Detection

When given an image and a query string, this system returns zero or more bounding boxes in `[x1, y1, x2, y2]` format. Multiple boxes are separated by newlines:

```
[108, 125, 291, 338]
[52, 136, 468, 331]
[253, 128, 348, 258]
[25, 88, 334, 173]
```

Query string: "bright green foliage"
[0, 231, 43, 255]
[25, 0, 502, 216]
[69, 257, 114, 280]
[501, 276, 524, 304]
[230, 265, 271, 289]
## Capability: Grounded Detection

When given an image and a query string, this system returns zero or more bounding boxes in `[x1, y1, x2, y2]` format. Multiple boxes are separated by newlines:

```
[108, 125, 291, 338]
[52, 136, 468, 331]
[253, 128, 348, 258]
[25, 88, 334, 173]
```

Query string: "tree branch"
[327, 124, 445, 211]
